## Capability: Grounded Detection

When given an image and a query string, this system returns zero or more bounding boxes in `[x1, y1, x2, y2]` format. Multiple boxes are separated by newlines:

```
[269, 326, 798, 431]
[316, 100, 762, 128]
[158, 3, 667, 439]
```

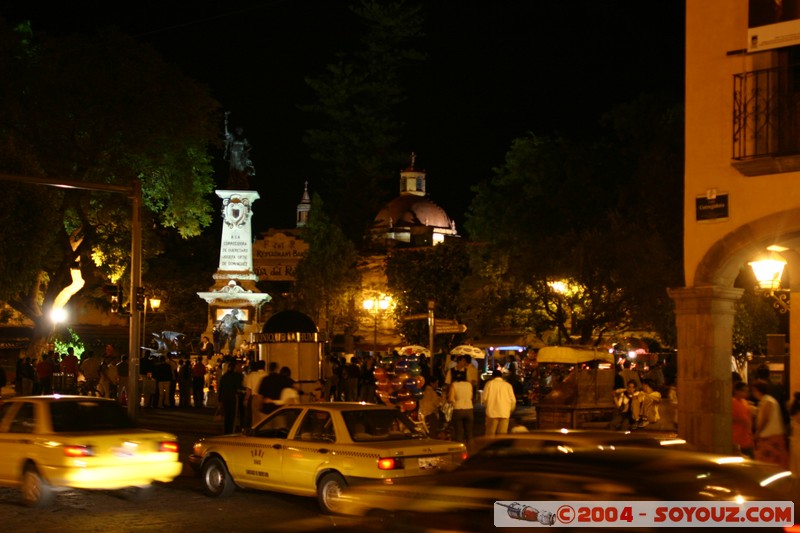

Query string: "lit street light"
[141, 293, 163, 350]
[363, 296, 391, 354]
[49, 306, 68, 343]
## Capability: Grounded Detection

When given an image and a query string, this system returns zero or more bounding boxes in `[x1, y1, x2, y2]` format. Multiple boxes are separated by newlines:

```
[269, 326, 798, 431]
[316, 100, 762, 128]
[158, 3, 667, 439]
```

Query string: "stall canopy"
[395, 345, 432, 357]
[472, 333, 544, 350]
[536, 346, 613, 364]
[450, 345, 485, 359]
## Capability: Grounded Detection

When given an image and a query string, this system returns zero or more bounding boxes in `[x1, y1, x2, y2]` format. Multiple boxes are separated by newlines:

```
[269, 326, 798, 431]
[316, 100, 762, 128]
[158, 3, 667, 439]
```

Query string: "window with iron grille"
[733, 47, 800, 169]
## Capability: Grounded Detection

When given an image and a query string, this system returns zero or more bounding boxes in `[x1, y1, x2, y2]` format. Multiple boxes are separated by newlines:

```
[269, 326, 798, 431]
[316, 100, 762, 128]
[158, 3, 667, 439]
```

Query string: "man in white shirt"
[481, 370, 517, 436]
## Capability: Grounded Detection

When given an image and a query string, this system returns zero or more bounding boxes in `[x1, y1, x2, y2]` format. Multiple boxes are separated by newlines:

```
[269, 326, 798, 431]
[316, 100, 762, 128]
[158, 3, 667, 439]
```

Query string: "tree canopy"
[303, 0, 425, 243]
[0, 21, 220, 352]
[292, 194, 361, 347]
[385, 239, 470, 351]
[464, 94, 683, 346]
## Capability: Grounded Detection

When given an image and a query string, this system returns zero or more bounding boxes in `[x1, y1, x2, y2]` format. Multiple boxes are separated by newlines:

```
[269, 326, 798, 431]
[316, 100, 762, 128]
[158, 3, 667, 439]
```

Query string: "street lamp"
[49, 307, 68, 343]
[749, 251, 789, 312]
[363, 296, 391, 354]
[141, 292, 164, 349]
[547, 279, 576, 344]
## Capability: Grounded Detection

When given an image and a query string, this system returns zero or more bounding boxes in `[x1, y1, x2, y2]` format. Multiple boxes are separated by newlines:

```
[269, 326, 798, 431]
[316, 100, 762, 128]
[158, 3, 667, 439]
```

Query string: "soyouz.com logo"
[494, 501, 794, 528]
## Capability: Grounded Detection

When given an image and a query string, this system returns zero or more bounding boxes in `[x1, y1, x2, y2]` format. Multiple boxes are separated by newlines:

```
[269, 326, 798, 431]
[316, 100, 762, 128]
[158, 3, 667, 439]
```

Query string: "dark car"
[338, 444, 794, 532]
[469, 428, 693, 455]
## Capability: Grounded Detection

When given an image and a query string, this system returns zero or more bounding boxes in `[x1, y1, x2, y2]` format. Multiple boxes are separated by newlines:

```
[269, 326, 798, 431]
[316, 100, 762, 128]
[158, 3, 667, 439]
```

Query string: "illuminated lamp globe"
[749, 252, 787, 291]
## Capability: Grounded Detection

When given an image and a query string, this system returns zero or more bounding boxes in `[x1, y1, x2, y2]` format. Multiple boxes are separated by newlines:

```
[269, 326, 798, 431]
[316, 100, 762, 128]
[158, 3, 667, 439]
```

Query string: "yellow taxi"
[0, 395, 182, 507]
[189, 403, 467, 513]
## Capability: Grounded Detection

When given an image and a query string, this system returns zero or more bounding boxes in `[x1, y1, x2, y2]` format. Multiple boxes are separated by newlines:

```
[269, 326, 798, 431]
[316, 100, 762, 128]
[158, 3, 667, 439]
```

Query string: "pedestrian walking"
[448, 371, 474, 448]
[482, 370, 516, 436]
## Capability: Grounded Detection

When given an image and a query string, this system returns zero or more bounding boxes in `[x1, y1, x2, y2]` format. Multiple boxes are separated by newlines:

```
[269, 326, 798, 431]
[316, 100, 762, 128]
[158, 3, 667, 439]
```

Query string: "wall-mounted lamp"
[749, 252, 789, 312]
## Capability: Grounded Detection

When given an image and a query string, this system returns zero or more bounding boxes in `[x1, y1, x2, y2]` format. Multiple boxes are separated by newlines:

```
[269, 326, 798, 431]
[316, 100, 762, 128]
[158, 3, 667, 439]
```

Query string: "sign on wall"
[252, 231, 308, 281]
[696, 192, 729, 222]
[748, 0, 800, 51]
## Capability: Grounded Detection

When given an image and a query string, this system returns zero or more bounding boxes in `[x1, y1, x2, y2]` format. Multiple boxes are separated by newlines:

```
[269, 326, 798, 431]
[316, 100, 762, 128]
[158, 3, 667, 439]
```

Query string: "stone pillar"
[668, 285, 743, 454]
[214, 190, 260, 288]
[198, 189, 271, 354]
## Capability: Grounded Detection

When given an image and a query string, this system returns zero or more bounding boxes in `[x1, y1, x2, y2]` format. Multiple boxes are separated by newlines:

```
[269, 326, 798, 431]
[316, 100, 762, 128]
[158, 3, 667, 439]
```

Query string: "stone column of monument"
[197, 115, 270, 356]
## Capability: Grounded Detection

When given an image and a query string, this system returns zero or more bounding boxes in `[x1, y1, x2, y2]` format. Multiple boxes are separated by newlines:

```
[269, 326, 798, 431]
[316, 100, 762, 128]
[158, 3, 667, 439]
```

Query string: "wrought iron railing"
[733, 64, 800, 160]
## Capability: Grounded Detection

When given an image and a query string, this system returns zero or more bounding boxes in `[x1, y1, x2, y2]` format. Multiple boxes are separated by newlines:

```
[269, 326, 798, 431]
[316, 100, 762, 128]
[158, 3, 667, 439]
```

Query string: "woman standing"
[448, 371, 474, 448]
[750, 380, 789, 468]
[732, 381, 754, 458]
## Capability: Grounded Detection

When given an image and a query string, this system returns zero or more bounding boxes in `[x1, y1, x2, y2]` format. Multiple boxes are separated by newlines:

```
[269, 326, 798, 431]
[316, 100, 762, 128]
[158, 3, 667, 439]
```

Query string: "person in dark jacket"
[258, 362, 293, 415]
[218, 359, 244, 434]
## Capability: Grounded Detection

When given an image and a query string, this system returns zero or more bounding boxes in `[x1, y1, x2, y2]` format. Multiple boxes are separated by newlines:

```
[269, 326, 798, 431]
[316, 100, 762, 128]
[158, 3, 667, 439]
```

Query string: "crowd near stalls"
[0, 337, 677, 444]
[515, 346, 678, 431]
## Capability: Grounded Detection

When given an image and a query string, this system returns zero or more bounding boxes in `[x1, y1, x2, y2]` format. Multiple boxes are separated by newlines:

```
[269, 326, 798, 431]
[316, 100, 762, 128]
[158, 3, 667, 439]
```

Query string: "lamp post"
[141, 294, 163, 350]
[547, 279, 574, 345]
[49, 307, 68, 344]
[363, 296, 391, 354]
[749, 251, 789, 312]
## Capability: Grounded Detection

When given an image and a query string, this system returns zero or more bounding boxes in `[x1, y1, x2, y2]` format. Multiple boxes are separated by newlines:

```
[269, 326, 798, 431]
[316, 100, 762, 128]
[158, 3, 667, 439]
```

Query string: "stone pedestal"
[198, 190, 271, 354]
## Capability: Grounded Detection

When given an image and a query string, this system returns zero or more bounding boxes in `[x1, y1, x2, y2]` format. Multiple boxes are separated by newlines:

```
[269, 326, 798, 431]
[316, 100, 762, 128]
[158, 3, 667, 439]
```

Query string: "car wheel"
[119, 484, 154, 501]
[317, 472, 347, 514]
[202, 457, 235, 497]
[21, 465, 54, 508]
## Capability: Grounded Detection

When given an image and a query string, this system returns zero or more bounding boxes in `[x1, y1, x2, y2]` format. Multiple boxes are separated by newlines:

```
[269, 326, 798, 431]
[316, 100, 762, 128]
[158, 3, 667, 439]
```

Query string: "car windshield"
[49, 400, 136, 432]
[343, 409, 423, 442]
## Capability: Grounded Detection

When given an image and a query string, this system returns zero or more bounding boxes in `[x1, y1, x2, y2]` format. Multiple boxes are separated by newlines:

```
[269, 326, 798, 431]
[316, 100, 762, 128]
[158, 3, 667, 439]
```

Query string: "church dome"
[373, 194, 454, 230]
[369, 153, 458, 246]
[261, 310, 317, 333]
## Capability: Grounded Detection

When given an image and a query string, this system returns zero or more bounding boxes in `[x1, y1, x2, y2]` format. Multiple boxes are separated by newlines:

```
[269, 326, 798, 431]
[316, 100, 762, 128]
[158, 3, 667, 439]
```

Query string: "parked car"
[338, 440, 793, 532]
[189, 403, 467, 513]
[0, 395, 182, 507]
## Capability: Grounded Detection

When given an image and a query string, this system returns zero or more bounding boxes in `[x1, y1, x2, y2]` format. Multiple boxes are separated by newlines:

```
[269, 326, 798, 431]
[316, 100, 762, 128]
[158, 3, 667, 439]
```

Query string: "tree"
[140, 230, 220, 341]
[385, 240, 470, 351]
[0, 22, 220, 355]
[292, 194, 361, 351]
[303, 0, 425, 243]
[733, 289, 780, 360]
[464, 94, 683, 346]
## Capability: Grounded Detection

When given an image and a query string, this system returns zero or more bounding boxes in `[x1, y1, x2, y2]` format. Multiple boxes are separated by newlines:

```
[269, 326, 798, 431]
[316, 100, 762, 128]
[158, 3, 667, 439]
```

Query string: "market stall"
[532, 346, 616, 429]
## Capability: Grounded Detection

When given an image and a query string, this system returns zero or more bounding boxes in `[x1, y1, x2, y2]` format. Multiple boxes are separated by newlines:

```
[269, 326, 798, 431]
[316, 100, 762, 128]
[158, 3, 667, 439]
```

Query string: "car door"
[227, 407, 303, 490]
[0, 401, 34, 484]
[281, 409, 337, 492]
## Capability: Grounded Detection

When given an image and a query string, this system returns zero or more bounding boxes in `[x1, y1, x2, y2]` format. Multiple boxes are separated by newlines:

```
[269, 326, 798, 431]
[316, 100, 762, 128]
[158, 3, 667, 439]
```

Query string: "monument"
[197, 113, 271, 355]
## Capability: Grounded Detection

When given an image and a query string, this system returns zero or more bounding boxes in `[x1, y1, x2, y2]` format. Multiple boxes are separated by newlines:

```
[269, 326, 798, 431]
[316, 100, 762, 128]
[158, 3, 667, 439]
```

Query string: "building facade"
[680, 1, 800, 452]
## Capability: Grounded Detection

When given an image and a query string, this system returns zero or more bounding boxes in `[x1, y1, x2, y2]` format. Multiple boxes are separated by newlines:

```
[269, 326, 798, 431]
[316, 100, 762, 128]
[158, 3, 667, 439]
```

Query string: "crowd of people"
[731, 364, 800, 473]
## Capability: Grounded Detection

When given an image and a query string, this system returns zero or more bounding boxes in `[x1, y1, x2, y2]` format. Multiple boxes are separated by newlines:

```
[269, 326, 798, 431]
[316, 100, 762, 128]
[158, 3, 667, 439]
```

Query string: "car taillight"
[378, 457, 401, 470]
[63, 445, 94, 457]
[461, 451, 468, 461]
[159, 441, 179, 453]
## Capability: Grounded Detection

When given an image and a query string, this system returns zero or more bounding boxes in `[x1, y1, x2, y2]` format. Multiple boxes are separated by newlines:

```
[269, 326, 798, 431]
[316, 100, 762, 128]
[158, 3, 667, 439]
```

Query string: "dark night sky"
[0, 1, 685, 235]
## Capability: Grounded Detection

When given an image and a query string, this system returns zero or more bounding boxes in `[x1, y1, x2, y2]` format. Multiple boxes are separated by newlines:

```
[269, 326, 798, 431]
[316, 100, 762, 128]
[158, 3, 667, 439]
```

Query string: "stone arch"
[694, 208, 800, 288]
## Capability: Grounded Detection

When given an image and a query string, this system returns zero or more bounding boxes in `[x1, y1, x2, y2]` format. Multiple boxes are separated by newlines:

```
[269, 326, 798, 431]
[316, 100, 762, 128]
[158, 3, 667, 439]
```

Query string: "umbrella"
[450, 345, 485, 359]
[395, 345, 431, 357]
